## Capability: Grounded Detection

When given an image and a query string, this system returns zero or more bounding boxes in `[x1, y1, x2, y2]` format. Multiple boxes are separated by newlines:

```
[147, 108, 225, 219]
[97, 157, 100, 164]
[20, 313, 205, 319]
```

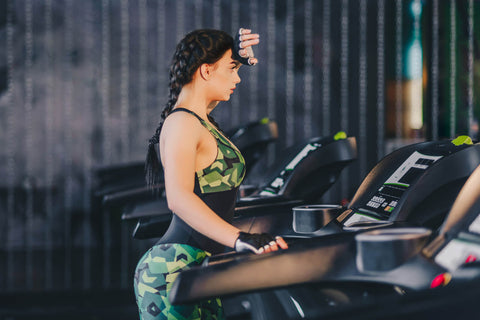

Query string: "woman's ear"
[199, 63, 211, 81]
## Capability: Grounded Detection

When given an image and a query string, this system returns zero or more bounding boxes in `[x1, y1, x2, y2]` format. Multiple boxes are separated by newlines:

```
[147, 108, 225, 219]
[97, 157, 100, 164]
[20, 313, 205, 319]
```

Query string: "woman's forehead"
[220, 49, 238, 64]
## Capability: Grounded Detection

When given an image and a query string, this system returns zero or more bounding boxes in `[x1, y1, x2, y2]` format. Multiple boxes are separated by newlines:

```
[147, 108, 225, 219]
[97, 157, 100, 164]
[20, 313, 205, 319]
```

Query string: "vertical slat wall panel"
[5, 0, 15, 291]
[44, 0, 54, 290]
[213, 0, 221, 29]
[249, 0, 259, 121]
[139, 0, 148, 146]
[395, 0, 403, 145]
[176, 0, 185, 42]
[266, 0, 277, 166]
[303, 0, 313, 140]
[120, 0, 130, 160]
[431, 0, 439, 140]
[358, 0, 368, 180]
[102, 0, 112, 164]
[377, 0, 385, 161]
[63, 0, 74, 289]
[340, 0, 349, 138]
[120, 0, 130, 289]
[82, 0, 94, 289]
[450, 0, 457, 138]
[101, 0, 112, 290]
[322, 0, 331, 137]
[230, 0, 240, 128]
[339, 0, 350, 199]
[157, 0, 167, 113]
[24, 0, 34, 289]
[1, 0, 479, 292]
[467, 0, 475, 137]
[285, 0, 294, 147]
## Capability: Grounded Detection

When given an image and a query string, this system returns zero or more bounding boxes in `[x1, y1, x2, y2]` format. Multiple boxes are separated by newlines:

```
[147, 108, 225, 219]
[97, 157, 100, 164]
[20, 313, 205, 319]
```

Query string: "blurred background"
[0, 0, 479, 318]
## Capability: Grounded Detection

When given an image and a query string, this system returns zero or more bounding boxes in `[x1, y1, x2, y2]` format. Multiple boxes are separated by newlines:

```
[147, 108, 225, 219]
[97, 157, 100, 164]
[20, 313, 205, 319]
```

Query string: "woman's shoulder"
[165, 109, 201, 123]
[161, 109, 203, 138]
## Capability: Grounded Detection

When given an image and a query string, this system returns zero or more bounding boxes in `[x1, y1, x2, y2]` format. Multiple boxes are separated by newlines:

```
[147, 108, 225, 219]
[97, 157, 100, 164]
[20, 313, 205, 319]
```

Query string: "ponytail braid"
[144, 45, 188, 188]
[145, 29, 234, 188]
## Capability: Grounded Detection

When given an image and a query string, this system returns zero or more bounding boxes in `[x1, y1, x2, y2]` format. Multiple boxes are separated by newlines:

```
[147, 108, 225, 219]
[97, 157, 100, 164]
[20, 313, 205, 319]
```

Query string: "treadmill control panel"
[356, 151, 443, 220]
[260, 142, 323, 196]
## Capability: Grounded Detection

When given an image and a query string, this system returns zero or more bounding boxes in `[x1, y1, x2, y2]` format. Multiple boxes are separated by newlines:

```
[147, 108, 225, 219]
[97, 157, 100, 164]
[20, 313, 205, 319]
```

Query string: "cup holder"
[292, 204, 345, 233]
[355, 227, 432, 273]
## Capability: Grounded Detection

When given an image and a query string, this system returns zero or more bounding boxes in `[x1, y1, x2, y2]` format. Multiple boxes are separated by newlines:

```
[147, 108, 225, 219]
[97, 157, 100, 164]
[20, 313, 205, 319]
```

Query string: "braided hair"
[145, 29, 234, 187]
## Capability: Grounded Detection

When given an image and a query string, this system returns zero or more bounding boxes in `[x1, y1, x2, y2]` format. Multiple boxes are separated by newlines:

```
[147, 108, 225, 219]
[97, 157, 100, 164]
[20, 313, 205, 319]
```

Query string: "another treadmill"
[168, 137, 480, 319]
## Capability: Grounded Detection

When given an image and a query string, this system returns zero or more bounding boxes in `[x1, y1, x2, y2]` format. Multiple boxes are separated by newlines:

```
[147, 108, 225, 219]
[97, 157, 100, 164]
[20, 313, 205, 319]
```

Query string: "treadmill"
[297, 162, 480, 320]
[168, 137, 480, 319]
[124, 132, 357, 240]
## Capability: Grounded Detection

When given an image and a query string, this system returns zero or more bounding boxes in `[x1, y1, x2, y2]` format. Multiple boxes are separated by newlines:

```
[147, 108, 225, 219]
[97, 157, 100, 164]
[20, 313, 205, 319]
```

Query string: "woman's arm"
[160, 112, 241, 248]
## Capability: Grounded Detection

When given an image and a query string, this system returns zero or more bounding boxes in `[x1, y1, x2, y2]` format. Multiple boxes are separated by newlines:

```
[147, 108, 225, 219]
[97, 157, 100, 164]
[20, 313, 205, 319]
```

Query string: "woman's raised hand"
[234, 28, 260, 65]
[238, 28, 259, 65]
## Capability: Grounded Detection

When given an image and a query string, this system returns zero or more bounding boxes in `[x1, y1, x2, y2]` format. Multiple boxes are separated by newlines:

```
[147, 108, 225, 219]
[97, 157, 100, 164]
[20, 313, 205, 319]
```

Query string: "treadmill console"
[259, 141, 323, 196]
[238, 132, 356, 204]
[341, 139, 480, 229]
[356, 152, 442, 219]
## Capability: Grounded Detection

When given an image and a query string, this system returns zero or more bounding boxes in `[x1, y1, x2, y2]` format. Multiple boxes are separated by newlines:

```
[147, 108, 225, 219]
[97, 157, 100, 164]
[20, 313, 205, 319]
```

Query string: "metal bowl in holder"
[355, 227, 432, 273]
[292, 204, 345, 233]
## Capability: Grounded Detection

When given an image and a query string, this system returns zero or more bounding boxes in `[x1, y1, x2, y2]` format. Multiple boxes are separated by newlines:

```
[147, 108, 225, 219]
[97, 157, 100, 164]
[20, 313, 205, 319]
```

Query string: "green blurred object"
[452, 135, 473, 146]
[334, 131, 347, 140]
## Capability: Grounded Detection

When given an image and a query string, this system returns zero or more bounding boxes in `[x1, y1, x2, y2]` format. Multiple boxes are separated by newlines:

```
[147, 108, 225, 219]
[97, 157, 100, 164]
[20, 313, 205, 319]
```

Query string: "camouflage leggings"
[134, 243, 225, 320]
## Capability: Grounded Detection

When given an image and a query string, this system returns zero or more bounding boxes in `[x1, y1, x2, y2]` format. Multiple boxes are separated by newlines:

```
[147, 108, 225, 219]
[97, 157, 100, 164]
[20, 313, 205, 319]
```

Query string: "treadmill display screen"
[359, 151, 443, 219]
[259, 142, 322, 196]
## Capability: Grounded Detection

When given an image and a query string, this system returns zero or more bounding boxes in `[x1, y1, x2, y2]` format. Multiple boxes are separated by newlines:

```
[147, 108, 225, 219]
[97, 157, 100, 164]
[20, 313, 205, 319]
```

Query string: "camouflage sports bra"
[157, 107, 246, 254]
[194, 114, 246, 193]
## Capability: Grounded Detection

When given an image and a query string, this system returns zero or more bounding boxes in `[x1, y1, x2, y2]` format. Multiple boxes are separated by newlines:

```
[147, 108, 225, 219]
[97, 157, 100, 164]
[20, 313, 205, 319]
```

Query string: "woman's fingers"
[239, 48, 257, 58]
[257, 238, 288, 255]
[276, 236, 289, 250]
[269, 241, 279, 251]
[248, 57, 258, 65]
[239, 38, 259, 50]
[258, 245, 269, 254]
[239, 28, 252, 35]
[240, 33, 259, 41]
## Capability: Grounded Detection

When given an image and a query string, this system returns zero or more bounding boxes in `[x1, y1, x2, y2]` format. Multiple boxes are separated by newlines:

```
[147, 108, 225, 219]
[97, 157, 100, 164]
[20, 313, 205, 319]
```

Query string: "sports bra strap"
[169, 108, 205, 124]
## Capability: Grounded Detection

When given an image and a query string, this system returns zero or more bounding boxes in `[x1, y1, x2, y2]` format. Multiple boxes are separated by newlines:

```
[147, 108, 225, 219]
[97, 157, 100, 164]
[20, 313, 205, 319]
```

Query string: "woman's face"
[207, 49, 242, 101]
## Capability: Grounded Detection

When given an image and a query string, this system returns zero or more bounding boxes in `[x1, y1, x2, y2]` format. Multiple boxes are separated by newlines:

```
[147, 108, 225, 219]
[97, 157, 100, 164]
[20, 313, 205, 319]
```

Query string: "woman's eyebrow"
[231, 60, 241, 67]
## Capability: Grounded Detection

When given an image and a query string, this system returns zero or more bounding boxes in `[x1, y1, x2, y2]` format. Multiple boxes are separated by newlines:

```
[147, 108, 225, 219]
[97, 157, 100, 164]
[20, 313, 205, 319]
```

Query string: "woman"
[134, 28, 288, 319]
